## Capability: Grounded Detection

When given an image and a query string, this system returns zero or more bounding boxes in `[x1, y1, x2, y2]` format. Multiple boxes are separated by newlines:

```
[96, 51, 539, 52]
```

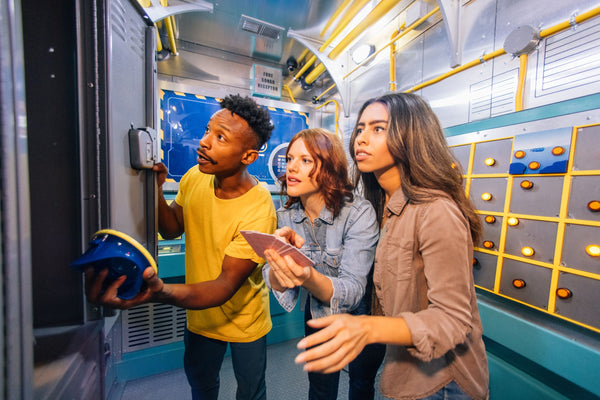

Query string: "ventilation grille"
[239, 14, 284, 40]
[536, 15, 600, 96]
[122, 303, 186, 353]
[469, 69, 518, 121]
[111, 0, 145, 58]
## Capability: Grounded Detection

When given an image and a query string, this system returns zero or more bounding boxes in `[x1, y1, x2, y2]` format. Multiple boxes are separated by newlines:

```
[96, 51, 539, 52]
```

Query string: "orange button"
[514, 150, 526, 159]
[520, 180, 534, 190]
[528, 161, 541, 170]
[483, 240, 494, 249]
[512, 279, 526, 289]
[481, 192, 493, 201]
[484, 215, 496, 224]
[556, 288, 572, 299]
[588, 200, 600, 212]
[551, 146, 565, 156]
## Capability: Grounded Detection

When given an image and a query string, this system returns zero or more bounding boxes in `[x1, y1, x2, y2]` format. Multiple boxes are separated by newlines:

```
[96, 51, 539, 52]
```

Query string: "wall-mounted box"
[510, 176, 564, 217]
[450, 144, 472, 174]
[479, 214, 503, 251]
[473, 251, 498, 290]
[470, 177, 508, 212]
[555, 272, 600, 330]
[504, 219, 558, 263]
[499, 259, 552, 309]
[568, 175, 600, 222]
[509, 128, 571, 174]
[561, 224, 600, 275]
[472, 138, 513, 174]
[572, 125, 600, 171]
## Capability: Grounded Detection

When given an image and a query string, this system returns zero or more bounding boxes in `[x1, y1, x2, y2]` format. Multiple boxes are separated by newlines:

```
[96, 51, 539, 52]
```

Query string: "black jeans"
[305, 297, 386, 400]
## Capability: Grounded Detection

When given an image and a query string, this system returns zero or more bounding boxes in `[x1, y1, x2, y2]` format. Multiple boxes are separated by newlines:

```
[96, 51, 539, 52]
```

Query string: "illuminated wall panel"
[451, 125, 600, 332]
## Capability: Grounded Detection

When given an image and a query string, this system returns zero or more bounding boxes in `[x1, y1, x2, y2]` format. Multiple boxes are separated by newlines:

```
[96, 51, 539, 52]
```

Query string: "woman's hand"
[274, 226, 305, 248]
[265, 248, 311, 289]
[295, 314, 371, 374]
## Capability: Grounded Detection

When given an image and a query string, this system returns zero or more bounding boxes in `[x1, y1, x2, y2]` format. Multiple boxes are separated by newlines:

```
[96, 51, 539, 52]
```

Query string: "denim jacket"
[262, 196, 379, 319]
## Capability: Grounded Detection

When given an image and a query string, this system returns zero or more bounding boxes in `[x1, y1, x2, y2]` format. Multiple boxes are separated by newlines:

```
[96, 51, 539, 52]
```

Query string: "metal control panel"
[451, 125, 600, 332]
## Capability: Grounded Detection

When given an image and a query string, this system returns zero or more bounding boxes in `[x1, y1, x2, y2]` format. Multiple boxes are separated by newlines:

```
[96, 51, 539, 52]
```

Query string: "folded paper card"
[240, 230, 314, 267]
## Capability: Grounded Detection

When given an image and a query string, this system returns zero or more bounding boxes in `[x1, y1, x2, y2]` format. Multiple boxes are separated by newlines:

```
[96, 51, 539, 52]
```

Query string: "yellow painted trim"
[94, 229, 157, 272]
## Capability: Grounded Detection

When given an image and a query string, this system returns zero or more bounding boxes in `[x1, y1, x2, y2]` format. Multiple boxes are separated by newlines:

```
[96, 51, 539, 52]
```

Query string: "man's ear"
[241, 149, 259, 165]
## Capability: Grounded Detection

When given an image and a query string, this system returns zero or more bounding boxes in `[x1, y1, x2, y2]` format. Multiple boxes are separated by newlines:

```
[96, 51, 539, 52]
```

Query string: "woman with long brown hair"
[294, 94, 489, 400]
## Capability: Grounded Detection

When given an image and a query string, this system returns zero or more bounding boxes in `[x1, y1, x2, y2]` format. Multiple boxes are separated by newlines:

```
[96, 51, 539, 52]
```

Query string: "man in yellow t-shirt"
[86, 94, 276, 400]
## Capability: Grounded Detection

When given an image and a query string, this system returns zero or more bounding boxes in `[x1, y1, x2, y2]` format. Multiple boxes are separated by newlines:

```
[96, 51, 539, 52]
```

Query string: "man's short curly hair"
[220, 94, 274, 149]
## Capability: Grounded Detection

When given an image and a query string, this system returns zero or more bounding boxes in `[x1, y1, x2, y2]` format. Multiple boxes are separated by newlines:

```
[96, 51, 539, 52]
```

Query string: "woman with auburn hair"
[263, 128, 385, 400]
[294, 94, 489, 400]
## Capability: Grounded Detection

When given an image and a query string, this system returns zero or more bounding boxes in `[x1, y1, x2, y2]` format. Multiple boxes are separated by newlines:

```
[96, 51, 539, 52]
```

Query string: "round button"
[512, 279, 526, 289]
[586, 244, 600, 257]
[520, 180, 534, 190]
[514, 150, 526, 159]
[521, 246, 535, 257]
[484, 157, 496, 166]
[507, 217, 519, 226]
[556, 288, 572, 299]
[587, 200, 600, 212]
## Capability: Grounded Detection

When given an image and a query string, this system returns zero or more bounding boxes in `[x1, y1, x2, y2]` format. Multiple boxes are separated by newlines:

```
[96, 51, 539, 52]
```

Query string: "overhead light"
[351, 44, 375, 64]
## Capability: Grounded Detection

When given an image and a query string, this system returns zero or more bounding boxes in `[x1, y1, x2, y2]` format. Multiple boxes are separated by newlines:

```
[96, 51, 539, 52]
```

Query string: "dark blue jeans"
[383, 381, 473, 400]
[305, 300, 386, 400]
[419, 381, 474, 400]
[183, 329, 267, 400]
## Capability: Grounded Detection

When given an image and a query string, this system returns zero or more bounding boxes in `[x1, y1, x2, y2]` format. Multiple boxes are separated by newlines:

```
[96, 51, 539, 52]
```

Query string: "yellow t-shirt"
[175, 167, 276, 342]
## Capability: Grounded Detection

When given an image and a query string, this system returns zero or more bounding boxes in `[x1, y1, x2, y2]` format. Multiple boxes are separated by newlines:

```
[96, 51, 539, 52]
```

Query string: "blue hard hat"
[71, 229, 158, 299]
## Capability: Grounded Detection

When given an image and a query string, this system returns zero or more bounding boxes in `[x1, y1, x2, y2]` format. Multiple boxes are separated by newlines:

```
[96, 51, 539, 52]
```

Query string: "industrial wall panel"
[510, 176, 564, 217]
[450, 144, 472, 174]
[473, 251, 498, 290]
[555, 272, 600, 330]
[106, 0, 156, 251]
[561, 224, 600, 275]
[572, 125, 600, 171]
[470, 177, 508, 212]
[472, 138, 514, 174]
[504, 219, 558, 263]
[479, 214, 503, 251]
[450, 119, 600, 332]
[499, 259, 552, 310]
[568, 176, 600, 222]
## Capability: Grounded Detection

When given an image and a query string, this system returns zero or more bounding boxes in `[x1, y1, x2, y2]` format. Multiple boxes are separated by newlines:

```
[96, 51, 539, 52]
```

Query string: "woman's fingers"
[295, 314, 369, 373]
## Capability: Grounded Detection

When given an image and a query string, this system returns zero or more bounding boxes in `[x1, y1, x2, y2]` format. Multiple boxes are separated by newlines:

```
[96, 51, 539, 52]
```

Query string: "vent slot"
[469, 69, 518, 121]
[239, 14, 284, 40]
[536, 16, 600, 96]
[122, 303, 186, 353]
